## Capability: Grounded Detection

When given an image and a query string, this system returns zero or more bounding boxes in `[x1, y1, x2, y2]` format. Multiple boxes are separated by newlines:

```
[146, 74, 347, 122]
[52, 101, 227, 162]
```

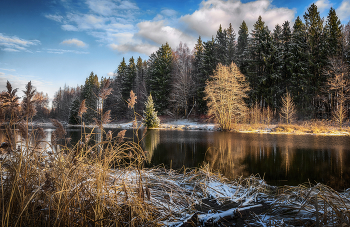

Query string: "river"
[1, 127, 349, 190]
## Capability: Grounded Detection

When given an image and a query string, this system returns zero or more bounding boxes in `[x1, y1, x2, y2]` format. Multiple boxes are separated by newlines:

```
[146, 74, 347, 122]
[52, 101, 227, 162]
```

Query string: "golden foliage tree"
[204, 63, 250, 131]
[280, 91, 296, 124]
[328, 73, 349, 128]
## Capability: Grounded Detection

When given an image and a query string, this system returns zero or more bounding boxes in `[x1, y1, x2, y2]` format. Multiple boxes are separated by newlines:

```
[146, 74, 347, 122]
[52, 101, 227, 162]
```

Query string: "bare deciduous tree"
[325, 57, 349, 128]
[204, 63, 250, 131]
[280, 91, 296, 124]
[169, 42, 194, 118]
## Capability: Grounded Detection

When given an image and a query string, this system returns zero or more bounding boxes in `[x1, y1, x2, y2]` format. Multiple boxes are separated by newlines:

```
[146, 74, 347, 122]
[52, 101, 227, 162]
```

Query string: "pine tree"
[290, 16, 312, 115]
[237, 21, 249, 76]
[215, 24, 228, 65]
[281, 21, 293, 98]
[143, 94, 160, 128]
[247, 16, 272, 105]
[146, 42, 173, 114]
[344, 22, 350, 74]
[266, 24, 283, 108]
[304, 3, 327, 115]
[324, 7, 342, 58]
[227, 23, 237, 65]
[134, 56, 147, 113]
[68, 96, 80, 125]
[193, 36, 207, 114]
[81, 72, 99, 123]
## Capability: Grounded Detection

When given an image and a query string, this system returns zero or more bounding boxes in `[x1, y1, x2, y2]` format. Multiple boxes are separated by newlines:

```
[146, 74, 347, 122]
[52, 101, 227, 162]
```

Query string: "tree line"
[3, 3, 350, 125]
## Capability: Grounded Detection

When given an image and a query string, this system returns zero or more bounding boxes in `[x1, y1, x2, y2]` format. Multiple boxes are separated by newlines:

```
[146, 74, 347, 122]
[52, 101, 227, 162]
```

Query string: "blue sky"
[1, 0, 349, 104]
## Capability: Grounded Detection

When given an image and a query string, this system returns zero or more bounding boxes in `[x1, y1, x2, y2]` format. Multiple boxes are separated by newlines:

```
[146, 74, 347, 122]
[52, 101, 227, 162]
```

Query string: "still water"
[2, 128, 350, 190]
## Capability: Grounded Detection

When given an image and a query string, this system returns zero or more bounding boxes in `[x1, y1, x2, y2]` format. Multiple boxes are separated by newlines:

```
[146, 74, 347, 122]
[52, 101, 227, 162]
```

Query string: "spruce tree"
[227, 23, 237, 65]
[215, 24, 228, 65]
[281, 21, 293, 98]
[134, 56, 147, 113]
[146, 42, 173, 114]
[68, 96, 80, 125]
[237, 21, 249, 76]
[304, 3, 327, 114]
[193, 36, 207, 114]
[290, 16, 312, 115]
[143, 94, 160, 128]
[248, 16, 271, 105]
[324, 7, 342, 57]
[81, 72, 99, 123]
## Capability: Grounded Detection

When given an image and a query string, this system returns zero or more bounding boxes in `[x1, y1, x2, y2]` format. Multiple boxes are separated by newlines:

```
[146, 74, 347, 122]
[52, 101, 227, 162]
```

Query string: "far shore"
[30, 119, 350, 136]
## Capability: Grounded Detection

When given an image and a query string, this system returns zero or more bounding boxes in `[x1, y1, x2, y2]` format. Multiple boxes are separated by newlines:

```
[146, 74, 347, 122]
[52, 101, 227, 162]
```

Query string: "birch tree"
[169, 42, 194, 117]
[280, 91, 296, 124]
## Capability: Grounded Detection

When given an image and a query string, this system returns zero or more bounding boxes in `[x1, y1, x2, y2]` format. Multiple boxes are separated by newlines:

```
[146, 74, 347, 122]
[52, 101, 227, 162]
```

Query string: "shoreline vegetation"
[2, 81, 350, 226]
[31, 119, 350, 136]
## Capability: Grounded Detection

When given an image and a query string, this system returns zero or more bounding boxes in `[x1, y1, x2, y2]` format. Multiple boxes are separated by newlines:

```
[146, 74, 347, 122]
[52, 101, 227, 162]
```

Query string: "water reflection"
[203, 133, 350, 190]
[1, 128, 349, 190]
[142, 129, 160, 163]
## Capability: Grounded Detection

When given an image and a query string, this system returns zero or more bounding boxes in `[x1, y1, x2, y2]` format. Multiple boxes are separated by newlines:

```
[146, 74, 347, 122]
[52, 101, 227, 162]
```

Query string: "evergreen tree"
[193, 36, 207, 114]
[290, 16, 313, 115]
[215, 24, 228, 65]
[247, 16, 272, 105]
[281, 21, 293, 96]
[146, 42, 173, 114]
[134, 56, 147, 113]
[266, 24, 283, 108]
[304, 3, 327, 115]
[344, 22, 350, 73]
[68, 96, 80, 125]
[227, 23, 237, 65]
[237, 21, 249, 76]
[143, 94, 160, 128]
[81, 72, 99, 123]
[324, 7, 343, 57]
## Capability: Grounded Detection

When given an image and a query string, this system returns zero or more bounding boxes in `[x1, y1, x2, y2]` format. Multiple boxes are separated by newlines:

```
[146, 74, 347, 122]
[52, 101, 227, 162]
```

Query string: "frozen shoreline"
[31, 119, 350, 136]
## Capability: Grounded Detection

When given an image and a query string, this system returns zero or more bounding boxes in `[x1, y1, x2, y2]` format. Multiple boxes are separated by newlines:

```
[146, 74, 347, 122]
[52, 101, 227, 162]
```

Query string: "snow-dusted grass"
[32, 118, 350, 136]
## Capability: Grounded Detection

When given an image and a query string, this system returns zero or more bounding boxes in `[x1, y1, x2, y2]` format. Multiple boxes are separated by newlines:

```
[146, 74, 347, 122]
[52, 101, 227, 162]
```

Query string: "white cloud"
[110, 43, 158, 55]
[0, 33, 40, 52]
[45, 14, 64, 22]
[181, 0, 295, 38]
[137, 20, 196, 49]
[86, 0, 139, 16]
[337, 0, 350, 22]
[0, 73, 55, 101]
[46, 48, 89, 54]
[0, 68, 15, 72]
[315, 0, 332, 13]
[161, 9, 178, 18]
[62, 24, 79, 31]
[3, 48, 20, 52]
[61, 38, 88, 47]
[107, 72, 115, 77]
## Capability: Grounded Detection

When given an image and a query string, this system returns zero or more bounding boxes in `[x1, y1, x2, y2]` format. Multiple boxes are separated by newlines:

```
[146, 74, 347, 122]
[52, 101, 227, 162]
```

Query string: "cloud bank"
[0, 33, 40, 52]
[181, 0, 295, 38]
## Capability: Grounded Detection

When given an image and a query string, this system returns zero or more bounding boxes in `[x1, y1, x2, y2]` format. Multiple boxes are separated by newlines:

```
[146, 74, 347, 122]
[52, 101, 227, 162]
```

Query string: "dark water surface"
[2, 128, 350, 190]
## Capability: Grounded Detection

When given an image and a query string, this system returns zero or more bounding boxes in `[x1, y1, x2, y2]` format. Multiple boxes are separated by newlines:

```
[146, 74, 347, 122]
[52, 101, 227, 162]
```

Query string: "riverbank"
[31, 119, 350, 136]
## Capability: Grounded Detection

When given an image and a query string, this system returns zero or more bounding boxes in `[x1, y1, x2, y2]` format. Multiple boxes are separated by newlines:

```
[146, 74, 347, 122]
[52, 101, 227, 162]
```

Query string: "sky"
[1, 0, 350, 105]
